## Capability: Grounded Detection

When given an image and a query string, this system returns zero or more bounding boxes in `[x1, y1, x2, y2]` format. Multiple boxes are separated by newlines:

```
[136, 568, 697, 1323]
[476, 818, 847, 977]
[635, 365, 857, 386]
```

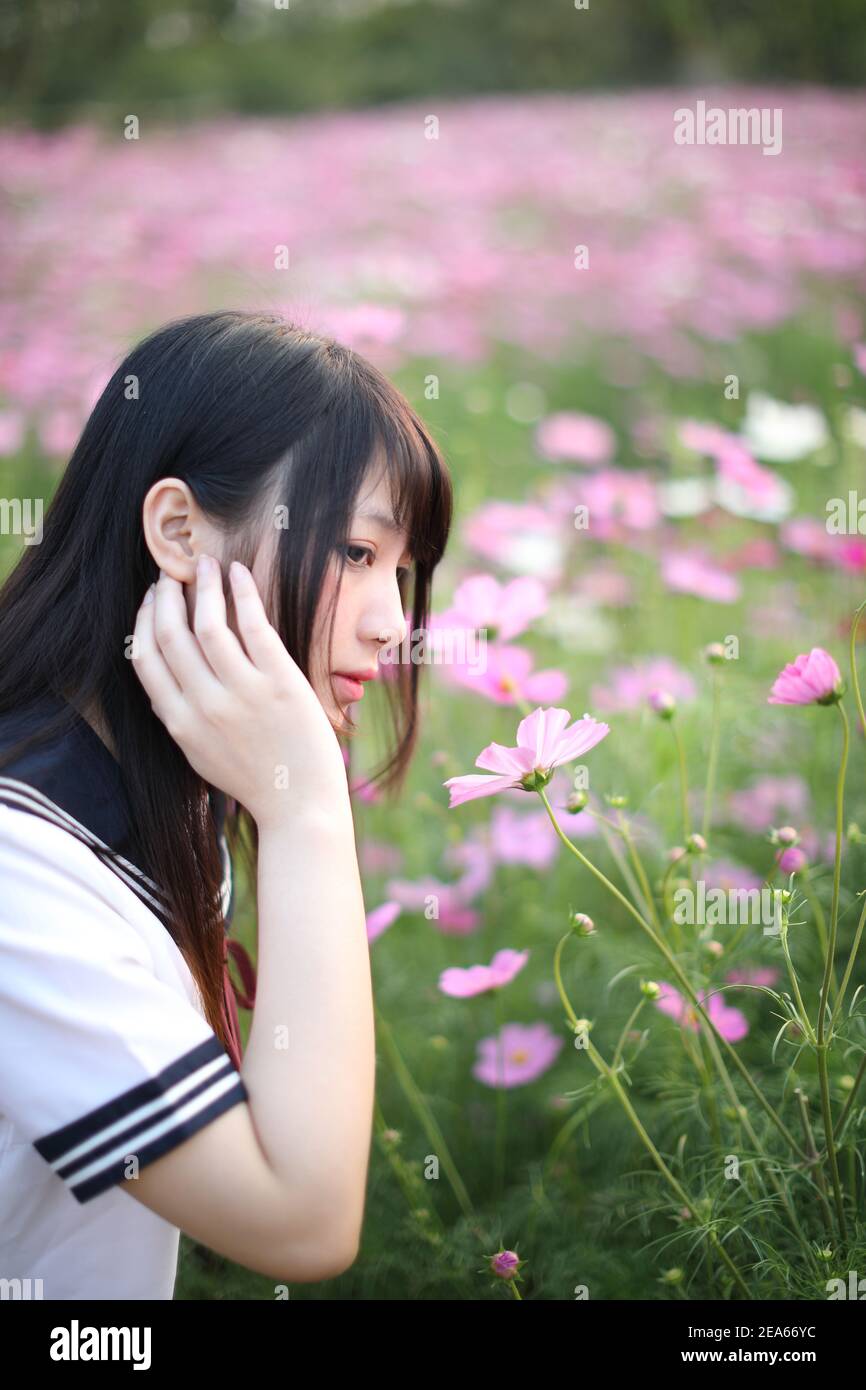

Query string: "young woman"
[0, 309, 452, 1298]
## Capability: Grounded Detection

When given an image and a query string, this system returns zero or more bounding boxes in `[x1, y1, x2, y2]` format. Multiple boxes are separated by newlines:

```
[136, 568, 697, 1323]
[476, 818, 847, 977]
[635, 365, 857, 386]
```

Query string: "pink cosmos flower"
[768, 648, 843, 706]
[446, 643, 568, 706]
[436, 573, 549, 642]
[545, 469, 660, 536]
[661, 549, 742, 603]
[591, 658, 697, 713]
[473, 1021, 564, 1088]
[535, 410, 616, 465]
[654, 981, 749, 1043]
[444, 706, 610, 809]
[439, 948, 529, 998]
[463, 501, 564, 580]
[366, 901, 401, 944]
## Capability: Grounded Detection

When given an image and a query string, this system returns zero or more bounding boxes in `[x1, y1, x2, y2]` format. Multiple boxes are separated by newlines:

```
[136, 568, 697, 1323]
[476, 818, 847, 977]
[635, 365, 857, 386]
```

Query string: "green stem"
[816, 1044, 848, 1242]
[702, 669, 722, 842]
[618, 812, 663, 933]
[829, 893, 866, 1033]
[538, 788, 808, 1163]
[553, 933, 752, 1300]
[813, 702, 849, 1241]
[493, 985, 507, 1203]
[780, 921, 816, 1045]
[670, 718, 691, 839]
[375, 1006, 475, 1220]
[612, 999, 647, 1072]
[834, 1046, 866, 1143]
[793, 1088, 834, 1238]
[848, 598, 866, 743]
[818, 701, 849, 1047]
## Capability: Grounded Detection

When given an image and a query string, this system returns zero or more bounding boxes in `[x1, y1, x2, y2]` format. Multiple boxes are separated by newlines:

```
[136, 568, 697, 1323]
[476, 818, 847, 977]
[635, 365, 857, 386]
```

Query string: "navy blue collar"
[0, 692, 226, 892]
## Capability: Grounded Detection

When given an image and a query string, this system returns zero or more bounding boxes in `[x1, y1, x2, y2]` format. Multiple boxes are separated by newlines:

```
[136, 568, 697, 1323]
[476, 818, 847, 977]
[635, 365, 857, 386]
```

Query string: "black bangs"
[373, 402, 452, 577]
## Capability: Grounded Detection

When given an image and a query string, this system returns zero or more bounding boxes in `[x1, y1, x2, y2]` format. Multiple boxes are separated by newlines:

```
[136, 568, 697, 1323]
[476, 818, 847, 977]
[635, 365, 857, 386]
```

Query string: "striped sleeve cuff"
[33, 1036, 249, 1204]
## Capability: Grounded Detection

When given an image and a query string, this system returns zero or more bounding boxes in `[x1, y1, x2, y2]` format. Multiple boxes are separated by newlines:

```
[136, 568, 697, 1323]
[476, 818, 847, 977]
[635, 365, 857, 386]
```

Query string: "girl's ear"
[142, 477, 222, 584]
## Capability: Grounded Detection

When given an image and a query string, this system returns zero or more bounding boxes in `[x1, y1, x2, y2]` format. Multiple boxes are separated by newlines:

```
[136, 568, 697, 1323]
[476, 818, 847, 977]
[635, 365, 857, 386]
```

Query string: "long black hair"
[0, 310, 453, 1051]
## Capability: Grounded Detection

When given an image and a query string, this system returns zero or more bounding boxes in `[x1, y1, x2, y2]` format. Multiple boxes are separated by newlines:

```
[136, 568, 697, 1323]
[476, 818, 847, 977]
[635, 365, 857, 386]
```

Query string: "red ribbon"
[220, 935, 257, 1072]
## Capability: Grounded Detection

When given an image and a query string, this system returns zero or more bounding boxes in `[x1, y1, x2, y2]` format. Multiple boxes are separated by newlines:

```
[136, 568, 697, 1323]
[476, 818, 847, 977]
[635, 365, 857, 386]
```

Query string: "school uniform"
[0, 693, 256, 1300]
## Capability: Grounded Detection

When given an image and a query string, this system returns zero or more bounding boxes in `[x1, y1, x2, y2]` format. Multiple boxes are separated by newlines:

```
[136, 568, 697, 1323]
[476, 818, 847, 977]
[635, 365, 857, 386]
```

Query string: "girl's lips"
[334, 673, 365, 702]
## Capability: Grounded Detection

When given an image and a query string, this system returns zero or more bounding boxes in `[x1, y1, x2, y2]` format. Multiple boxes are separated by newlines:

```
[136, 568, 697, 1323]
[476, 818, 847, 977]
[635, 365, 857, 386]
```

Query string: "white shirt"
[0, 697, 249, 1300]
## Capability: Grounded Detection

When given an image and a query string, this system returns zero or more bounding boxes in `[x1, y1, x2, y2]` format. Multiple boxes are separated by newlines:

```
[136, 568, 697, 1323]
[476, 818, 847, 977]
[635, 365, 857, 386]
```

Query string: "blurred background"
[2, 0, 866, 1302]
[2, 0, 866, 128]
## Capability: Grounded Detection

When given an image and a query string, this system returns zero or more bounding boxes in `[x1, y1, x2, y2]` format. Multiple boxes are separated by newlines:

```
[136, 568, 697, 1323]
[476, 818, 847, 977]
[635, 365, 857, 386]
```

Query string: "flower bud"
[640, 979, 661, 999]
[667, 845, 687, 863]
[605, 792, 629, 808]
[490, 1249, 522, 1279]
[704, 642, 727, 664]
[661, 1267, 684, 1285]
[704, 940, 724, 957]
[566, 790, 589, 813]
[686, 833, 707, 854]
[570, 911, 596, 937]
[771, 825, 799, 847]
[648, 689, 676, 719]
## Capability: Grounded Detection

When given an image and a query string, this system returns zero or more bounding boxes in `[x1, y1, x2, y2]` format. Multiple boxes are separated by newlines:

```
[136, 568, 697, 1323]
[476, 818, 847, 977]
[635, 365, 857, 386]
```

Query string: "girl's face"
[247, 468, 413, 731]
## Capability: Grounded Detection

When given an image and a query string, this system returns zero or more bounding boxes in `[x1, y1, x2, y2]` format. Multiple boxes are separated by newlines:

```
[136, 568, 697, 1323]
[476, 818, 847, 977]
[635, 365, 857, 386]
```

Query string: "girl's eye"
[342, 544, 375, 568]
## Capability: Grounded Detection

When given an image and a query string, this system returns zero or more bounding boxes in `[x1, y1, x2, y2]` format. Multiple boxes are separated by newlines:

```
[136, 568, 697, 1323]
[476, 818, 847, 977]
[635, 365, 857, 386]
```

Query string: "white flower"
[712, 472, 794, 522]
[740, 391, 829, 463]
[657, 477, 714, 517]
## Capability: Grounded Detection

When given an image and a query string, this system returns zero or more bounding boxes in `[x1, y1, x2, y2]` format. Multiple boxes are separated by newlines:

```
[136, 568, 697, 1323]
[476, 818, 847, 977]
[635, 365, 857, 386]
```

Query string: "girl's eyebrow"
[353, 507, 405, 538]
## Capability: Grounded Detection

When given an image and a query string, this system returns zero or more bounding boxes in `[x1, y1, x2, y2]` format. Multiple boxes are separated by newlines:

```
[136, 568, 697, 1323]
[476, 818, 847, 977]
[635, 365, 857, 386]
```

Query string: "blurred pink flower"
[473, 1021, 564, 1088]
[768, 648, 843, 705]
[591, 657, 697, 713]
[444, 706, 610, 809]
[439, 947, 529, 998]
[463, 501, 564, 580]
[447, 643, 568, 706]
[777, 846, 808, 873]
[436, 573, 548, 642]
[366, 901, 401, 944]
[725, 775, 810, 833]
[654, 981, 749, 1043]
[703, 860, 764, 893]
[0, 409, 25, 456]
[725, 966, 780, 987]
[661, 549, 741, 603]
[360, 838, 404, 876]
[535, 410, 616, 465]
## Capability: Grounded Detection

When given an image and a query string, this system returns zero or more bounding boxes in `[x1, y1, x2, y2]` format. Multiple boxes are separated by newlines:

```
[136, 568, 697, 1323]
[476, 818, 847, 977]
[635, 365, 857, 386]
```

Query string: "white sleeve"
[0, 805, 249, 1205]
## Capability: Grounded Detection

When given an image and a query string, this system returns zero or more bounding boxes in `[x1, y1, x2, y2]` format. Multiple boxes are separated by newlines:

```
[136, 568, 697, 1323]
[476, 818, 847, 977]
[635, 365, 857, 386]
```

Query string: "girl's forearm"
[241, 794, 375, 1252]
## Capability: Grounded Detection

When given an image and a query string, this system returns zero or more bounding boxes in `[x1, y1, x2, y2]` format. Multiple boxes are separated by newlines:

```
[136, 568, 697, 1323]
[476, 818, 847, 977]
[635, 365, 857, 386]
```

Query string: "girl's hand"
[131, 554, 349, 829]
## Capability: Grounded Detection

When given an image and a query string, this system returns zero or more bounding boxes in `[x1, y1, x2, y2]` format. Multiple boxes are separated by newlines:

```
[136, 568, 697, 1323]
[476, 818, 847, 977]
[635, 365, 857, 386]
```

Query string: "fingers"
[150, 568, 225, 700]
[192, 553, 257, 688]
[130, 582, 186, 732]
[228, 560, 297, 679]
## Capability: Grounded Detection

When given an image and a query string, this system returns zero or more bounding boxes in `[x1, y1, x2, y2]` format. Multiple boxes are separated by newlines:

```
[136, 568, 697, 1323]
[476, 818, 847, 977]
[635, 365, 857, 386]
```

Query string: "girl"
[0, 309, 453, 1298]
